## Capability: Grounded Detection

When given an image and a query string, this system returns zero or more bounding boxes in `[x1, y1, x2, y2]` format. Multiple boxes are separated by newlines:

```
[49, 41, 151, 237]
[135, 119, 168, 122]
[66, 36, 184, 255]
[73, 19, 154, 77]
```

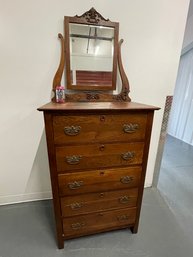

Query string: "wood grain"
[53, 113, 147, 144]
[38, 101, 160, 111]
[60, 188, 138, 217]
[56, 142, 144, 171]
[131, 111, 155, 234]
[43, 113, 64, 249]
[58, 166, 141, 196]
[63, 207, 136, 238]
[38, 101, 159, 248]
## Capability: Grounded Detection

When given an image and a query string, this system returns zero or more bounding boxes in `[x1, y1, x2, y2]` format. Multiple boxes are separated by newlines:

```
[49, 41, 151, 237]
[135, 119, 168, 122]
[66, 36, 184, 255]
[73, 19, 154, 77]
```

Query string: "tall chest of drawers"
[38, 101, 159, 248]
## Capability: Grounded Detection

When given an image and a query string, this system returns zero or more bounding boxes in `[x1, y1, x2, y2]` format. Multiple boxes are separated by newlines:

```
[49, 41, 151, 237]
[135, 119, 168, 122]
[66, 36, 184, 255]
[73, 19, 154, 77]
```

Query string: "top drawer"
[53, 113, 147, 144]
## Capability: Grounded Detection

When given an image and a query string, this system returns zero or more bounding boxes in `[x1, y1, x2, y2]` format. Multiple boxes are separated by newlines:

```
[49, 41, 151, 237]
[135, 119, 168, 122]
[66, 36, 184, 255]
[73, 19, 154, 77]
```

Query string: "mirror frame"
[52, 8, 131, 102]
[65, 9, 119, 91]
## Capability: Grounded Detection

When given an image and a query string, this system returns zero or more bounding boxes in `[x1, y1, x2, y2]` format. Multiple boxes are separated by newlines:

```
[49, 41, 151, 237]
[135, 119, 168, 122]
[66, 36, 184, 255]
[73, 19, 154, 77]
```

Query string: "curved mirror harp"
[52, 8, 131, 102]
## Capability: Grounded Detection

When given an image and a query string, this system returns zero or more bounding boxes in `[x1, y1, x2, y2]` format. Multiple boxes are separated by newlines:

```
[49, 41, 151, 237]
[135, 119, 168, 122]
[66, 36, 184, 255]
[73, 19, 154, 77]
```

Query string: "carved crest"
[86, 93, 100, 100]
[75, 7, 109, 23]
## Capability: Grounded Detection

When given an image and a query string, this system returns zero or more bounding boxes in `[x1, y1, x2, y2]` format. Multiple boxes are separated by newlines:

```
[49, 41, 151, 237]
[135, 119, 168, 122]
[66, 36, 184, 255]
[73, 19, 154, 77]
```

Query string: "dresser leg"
[57, 237, 64, 249]
[130, 225, 138, 234]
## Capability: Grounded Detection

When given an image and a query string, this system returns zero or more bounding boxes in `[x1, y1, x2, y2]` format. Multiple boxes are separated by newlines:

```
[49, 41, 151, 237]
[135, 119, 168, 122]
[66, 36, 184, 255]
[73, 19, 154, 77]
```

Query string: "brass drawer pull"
[123, 123, 139, 133]
[119, 196, 130, 204]
[117, 215, 129, 222]
[120, 176, 134, 184]
[66, 155, 82, 165]
[121, 151, 135, 161]
[64, 126, 81, 136]
[70, 202, 83, 210]
[68, 181, 84, 190]
[71, 222, 85, 230]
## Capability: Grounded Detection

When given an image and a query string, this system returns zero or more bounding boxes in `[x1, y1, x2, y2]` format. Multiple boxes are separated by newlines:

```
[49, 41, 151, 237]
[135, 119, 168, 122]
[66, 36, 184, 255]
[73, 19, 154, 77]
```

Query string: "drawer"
[58, 166, 141, 196]
[61, 188, 138, 217]
[53, 113, 147, 144]
[56, 142, 144, 171]
[63, 207, 136, 238]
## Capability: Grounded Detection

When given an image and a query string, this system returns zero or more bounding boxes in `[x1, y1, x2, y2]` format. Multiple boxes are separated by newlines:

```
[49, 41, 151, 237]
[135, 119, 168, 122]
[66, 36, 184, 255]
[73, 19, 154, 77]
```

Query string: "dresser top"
[38, 101, 160, 112]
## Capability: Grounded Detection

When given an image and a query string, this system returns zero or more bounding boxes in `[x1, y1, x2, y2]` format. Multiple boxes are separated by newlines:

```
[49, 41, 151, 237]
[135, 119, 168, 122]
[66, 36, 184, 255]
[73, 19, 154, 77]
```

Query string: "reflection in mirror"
[69, 23, 114, 87]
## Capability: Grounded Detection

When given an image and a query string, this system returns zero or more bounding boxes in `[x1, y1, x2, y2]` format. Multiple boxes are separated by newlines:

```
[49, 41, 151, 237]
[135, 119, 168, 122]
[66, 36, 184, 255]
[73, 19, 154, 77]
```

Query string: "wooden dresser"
[38, 101, 159, 248]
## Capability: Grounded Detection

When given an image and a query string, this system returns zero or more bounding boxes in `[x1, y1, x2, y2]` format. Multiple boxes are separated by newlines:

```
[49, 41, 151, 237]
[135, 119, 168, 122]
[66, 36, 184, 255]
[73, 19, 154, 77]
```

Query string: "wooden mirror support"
[52, 8, 131, 102]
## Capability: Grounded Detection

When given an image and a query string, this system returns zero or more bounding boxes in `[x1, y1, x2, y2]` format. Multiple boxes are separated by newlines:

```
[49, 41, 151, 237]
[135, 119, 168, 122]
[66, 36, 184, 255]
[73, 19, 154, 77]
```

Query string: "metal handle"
[66, 155, 82, 165]
[70, 202, 83, 210]
[120, 176, 134, 184]
[121, 151, 135, 161]
[123, 123, 139, 133]
[71, 222, 85, 230]
[117, 215, 129, 222]
[64, 126, 81, 136]
[119, 196, 130, 204]
[68, 181, 84, 190]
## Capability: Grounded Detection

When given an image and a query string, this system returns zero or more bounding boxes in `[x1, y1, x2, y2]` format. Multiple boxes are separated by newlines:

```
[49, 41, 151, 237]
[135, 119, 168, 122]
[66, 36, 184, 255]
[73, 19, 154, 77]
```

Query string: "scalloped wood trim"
[75, 7, 109, 23]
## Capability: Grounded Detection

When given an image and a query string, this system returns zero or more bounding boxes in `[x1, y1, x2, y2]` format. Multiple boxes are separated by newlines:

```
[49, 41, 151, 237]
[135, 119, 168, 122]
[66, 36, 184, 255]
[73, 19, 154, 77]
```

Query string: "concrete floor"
[1, 135, 193, 256]
[0, 187, 193, 257]
[158, 134, 193, 241]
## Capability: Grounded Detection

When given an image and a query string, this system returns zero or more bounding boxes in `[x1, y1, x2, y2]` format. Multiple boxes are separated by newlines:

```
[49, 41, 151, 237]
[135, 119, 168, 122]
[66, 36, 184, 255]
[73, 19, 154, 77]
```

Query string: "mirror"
[52, 8, 131, 102]
[65, 9, 119, 91]
[69, 24, 114, 88]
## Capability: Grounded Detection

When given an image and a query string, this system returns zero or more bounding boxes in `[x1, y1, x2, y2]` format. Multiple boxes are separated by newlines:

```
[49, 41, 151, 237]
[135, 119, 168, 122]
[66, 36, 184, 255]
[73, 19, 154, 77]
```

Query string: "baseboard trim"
[0, 191, 52, 206]
[144, 183, 152, 188]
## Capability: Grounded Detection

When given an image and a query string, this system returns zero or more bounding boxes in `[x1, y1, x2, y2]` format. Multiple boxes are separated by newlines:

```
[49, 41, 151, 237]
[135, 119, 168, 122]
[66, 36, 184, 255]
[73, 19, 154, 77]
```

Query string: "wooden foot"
[130, 225, 138, 234]
[57, 238, 64, 249]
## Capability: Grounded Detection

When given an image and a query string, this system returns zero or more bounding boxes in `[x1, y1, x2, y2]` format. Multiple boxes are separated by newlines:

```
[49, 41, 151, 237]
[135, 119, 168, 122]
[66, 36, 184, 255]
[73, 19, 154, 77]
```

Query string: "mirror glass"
[69, 23, 114, 87]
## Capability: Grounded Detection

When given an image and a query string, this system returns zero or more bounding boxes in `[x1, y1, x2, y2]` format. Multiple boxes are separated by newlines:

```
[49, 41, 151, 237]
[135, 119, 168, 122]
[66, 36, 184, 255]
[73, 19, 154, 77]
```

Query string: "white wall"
[0, 0, 189, 204]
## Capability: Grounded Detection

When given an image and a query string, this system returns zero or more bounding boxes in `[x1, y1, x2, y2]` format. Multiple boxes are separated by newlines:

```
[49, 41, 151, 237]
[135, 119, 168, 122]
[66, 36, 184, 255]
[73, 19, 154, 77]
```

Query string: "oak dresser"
[38, 8, 160, 248]
[38, 101, 159, 248]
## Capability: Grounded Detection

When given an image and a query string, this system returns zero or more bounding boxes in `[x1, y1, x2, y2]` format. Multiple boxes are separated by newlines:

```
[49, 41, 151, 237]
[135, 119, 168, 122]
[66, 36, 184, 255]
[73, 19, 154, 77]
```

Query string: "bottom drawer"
[63, 207, 136, 238]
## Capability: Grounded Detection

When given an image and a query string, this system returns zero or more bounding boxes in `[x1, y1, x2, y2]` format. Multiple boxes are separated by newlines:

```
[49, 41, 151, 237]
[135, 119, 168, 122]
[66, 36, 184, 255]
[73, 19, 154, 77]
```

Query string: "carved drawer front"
[58, 166, 141, 196]
[53, 113, 147, 144]
[56, 142, 144, 172]
[63, 207, 137, 238]
[61, 188, 138, 217]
